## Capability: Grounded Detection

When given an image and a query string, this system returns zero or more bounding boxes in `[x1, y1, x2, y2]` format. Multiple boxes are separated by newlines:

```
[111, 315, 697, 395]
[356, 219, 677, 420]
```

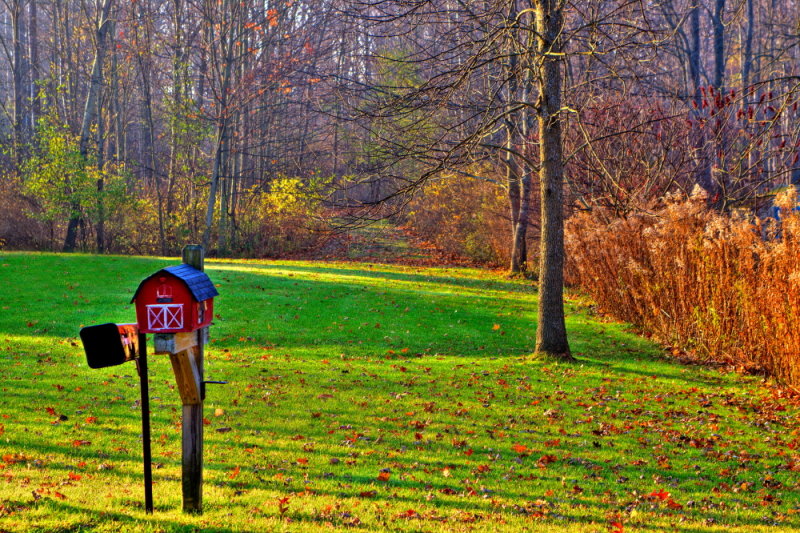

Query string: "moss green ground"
[0, 252, 798, 532]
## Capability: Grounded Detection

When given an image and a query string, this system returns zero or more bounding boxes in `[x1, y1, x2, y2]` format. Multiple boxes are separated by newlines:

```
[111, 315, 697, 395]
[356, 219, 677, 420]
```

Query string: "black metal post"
[136, 332, 154, 514]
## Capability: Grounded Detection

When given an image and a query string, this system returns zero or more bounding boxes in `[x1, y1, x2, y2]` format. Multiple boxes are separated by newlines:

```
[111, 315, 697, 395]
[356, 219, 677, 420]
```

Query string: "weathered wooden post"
[178, 244, 205, 514]
[130, 244, 218, 514]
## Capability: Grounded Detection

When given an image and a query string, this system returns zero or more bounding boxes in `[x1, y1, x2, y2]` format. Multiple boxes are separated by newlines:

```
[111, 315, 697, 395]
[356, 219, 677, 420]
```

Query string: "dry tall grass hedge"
[567, 187, 800, 388]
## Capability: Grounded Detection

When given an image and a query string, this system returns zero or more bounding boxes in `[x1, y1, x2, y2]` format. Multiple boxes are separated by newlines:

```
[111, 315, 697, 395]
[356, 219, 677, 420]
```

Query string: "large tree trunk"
[534, 0, 572, 361]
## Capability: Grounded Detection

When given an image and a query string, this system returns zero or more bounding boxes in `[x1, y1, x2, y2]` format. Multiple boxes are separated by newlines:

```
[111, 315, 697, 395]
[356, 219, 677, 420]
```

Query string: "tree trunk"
[713, 0, 726, 92]
[512, 170, 531, 274]
[201, 0, 235, 252]
[712, 0, 726, 201]
[741, 0, 753, 94]
[134, 0, 167, 255]
[689, 2, 713, 195]
[96, 56, 106, 253]
[505, 0, 530, 275]
[507, 140, 523, 272]
[65, 0, 115, 253]
[28, 0, 39, 134]
[11, 0, 24, 167]
[534, 0, 572, 361]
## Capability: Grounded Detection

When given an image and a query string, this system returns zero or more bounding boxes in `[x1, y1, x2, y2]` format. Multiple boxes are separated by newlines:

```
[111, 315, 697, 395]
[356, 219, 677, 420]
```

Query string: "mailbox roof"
[131, 264, 219, 303]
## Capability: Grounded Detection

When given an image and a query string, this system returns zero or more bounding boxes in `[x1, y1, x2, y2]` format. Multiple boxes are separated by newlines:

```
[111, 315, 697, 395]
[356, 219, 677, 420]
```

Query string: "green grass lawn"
[0, 252, 798, 532]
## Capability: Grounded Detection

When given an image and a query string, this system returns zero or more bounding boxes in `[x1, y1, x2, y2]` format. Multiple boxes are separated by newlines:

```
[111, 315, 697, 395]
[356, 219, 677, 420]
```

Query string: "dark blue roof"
[131, 264, 219, 303]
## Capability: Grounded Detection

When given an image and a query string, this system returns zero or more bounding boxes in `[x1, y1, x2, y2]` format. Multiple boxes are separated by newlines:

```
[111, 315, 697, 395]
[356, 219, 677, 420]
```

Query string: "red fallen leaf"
[571, 484, 584, 494]
[440, 487, 457, 495]
[648, 489, 671, 502]
[76, 461, 87, 468]
[53, 492, 67, 500]
[476, 464, 491, 473]
[544, 439, 561, 448]
[359, 490, 377, 498]
[72, 440, 91, 447]
[68, 472, 82, 481]
[464, 448, 474, 457]
[53, 384, 64, 391]
[537, 454, 558, 468]
[276, 496, 290, 516]
[85, 416, 97, 424]
[203, 418, 212, 426]
[401, 509, 418, 518]
[45, 407, 57, 416]
[296, 457, 308, 465]
[512, 443, 529, 454]
[344, 432, 362, 443]
[377, 471, 390, 481]
[666, 498, 683, 509]
[610, 521, 624, 533]
[414, 432, 423, 440]
[544, 489, 555, 497]
[228, 466, 240, 479]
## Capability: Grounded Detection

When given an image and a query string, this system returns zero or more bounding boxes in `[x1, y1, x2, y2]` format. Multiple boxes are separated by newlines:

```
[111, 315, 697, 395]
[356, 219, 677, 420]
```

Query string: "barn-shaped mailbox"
[132, 264, 218, 333]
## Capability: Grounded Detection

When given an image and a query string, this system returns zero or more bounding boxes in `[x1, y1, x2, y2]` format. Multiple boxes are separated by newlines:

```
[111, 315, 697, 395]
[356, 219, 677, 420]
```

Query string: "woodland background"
[1, 0, 800, 384]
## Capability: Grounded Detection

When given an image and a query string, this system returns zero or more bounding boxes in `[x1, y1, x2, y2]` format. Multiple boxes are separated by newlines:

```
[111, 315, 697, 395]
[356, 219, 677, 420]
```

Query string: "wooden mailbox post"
[131, 245, 218, 514]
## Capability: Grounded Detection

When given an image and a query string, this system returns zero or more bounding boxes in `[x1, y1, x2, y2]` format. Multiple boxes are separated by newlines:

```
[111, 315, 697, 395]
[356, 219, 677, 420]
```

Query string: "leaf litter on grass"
[0, 252, 798, 532]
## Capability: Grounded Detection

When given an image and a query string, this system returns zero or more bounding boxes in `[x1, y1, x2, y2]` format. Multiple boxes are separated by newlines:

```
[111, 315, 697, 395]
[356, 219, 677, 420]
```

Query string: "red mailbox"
[131, 264, 218, 334]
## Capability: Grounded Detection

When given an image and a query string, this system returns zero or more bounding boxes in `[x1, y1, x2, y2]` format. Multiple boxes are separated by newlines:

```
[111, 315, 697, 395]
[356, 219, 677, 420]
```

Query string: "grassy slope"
[0, 252, 798, 532]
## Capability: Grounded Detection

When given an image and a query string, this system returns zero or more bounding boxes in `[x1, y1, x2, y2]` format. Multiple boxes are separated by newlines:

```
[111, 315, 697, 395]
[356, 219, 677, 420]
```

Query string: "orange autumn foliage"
[567, 187, 800, 387]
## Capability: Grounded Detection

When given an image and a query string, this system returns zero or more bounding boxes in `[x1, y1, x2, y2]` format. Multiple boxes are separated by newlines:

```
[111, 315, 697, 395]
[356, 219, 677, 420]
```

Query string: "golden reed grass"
[567, 187, 800, 388]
